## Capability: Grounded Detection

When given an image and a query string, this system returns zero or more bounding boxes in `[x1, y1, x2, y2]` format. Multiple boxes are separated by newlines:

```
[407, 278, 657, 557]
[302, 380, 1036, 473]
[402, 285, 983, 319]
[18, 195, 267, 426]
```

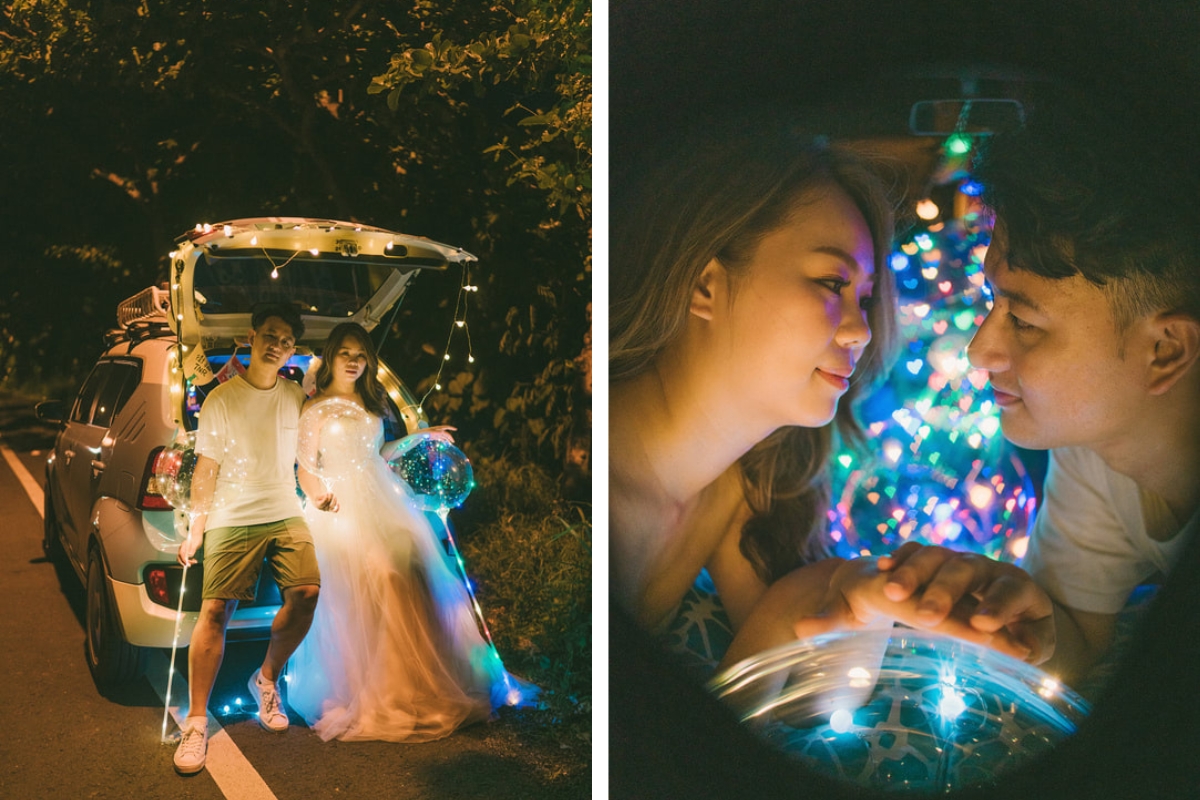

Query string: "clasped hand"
[801, 542, 1055, 664]
[312, 491, 339, 513]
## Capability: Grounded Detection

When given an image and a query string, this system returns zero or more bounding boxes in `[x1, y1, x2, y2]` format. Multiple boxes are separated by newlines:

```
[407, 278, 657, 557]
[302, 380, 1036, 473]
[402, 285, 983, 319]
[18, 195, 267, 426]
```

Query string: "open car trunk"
[167, 217, 476, 346]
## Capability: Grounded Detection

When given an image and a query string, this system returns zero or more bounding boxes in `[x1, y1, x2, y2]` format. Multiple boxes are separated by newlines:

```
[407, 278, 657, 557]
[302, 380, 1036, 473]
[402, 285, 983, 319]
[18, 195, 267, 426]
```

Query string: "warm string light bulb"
[237, 230, 305, 280]
[419, 263, 478, 408]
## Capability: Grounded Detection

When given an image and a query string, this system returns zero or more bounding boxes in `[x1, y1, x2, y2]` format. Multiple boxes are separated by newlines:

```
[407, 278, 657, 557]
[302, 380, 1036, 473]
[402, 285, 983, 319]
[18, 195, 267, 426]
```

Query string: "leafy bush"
[0, 0, 593, 755]
[453, 454, 591, 729]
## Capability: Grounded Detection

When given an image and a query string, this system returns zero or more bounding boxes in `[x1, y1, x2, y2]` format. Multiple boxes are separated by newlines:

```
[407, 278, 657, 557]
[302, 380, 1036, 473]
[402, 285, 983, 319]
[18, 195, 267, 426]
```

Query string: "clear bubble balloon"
[388, 438, 475, 511]
[297, 397, 378, 477]
[710, 630, 1090, 792]
[153, 432, 203, 513]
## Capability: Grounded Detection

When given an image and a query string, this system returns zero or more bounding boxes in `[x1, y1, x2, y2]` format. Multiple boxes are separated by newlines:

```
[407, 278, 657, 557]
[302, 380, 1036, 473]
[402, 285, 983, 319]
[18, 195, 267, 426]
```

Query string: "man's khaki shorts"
[201, 517, 320, 601]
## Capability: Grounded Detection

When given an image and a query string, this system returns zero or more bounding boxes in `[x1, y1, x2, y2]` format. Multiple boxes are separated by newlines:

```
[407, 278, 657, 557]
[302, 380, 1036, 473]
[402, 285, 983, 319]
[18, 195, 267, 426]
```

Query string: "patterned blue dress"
[654, 569, 735, 683]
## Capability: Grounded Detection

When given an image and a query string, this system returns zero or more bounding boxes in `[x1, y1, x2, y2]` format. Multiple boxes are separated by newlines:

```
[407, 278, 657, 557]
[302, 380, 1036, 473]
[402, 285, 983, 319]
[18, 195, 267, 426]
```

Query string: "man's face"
[248, 316, 296, 369]
[966, 221, 1149, 451]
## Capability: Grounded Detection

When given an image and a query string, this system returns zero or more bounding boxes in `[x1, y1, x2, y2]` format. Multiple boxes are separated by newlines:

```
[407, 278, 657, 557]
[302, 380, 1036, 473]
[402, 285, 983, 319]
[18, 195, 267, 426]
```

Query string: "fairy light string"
[433, 508, 522, 705]
[160, 553, 191, 743]
[419, 261, 478, 412]
[178, 221, 480, 414]
[394, 267, 522, 701]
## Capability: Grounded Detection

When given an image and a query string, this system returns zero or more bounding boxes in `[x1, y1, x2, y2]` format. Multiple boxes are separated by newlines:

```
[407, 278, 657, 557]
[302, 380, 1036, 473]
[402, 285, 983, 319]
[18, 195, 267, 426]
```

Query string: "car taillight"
[139, 446, 174, 510]
[146, 567, 171, 605]
[143, 564, 203, 611]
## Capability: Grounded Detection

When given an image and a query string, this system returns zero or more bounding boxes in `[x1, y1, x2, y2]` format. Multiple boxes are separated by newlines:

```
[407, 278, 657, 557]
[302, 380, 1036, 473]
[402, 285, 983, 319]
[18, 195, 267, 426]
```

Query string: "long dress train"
[287, 400, 531, 742]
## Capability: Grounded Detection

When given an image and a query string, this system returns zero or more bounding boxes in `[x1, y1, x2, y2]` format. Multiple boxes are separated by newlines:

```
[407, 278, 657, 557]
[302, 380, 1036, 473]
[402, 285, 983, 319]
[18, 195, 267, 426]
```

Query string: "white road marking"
[2, 438, 279, 799]
[1, 444, 44, 511]
[145, 650, 280, 799]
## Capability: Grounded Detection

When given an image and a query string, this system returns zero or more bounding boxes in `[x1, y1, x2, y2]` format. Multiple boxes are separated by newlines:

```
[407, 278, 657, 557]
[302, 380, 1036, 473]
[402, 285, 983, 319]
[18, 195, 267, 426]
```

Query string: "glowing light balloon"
[388, 437, 475, 511]
[710, 630, 1090, 792]
[153, 432, 204, 513]
[296, 397, 379, 477]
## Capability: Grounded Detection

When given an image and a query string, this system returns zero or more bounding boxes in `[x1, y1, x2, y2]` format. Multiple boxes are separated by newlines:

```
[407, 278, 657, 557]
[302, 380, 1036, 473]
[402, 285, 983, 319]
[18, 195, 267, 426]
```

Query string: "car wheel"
[42, 482, 65, 562]
[85, 549, 145, 689]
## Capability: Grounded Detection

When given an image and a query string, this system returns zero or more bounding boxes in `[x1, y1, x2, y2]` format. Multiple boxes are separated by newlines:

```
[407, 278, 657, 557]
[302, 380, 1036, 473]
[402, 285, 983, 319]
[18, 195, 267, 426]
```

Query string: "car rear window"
[193, 255, 394, 317]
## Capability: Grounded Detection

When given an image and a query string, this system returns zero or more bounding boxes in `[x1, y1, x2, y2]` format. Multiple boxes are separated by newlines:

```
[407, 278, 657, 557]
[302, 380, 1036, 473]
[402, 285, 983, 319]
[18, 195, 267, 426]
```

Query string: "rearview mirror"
[36, 400, 65, 425]
[909, 99, 1026, 136]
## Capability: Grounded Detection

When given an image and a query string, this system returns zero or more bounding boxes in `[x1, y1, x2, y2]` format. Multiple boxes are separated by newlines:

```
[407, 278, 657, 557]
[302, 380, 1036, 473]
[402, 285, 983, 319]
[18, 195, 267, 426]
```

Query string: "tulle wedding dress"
[287, 399, 531, 742]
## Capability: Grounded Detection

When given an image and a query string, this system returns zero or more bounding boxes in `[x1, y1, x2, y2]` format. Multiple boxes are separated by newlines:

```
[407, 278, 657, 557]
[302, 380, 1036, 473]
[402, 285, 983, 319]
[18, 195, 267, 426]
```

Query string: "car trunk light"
[138, 446, 174, 510]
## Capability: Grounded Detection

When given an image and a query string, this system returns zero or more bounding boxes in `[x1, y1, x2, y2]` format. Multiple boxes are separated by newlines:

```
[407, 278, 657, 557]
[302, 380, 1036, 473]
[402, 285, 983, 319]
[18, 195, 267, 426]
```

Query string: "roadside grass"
[452, 453, 592, 765]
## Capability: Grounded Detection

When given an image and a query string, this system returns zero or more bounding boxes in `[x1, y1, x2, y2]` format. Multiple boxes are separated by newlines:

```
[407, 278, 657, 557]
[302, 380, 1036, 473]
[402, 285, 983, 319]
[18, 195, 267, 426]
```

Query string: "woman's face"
[703, 184, 876, 430]
[329, 335, 370, 388]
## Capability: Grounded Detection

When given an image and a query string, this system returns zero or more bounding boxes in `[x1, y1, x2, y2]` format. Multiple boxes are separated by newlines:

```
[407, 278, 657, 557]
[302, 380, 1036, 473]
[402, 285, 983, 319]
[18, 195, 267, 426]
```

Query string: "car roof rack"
[106, 287, 176, 348]
[117, 286, 170, 327]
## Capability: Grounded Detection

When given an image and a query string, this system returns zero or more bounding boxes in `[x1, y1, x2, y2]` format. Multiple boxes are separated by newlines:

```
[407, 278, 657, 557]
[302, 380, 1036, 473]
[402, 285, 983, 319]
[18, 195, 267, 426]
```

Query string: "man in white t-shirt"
[880, 103, 1200, 686]
[1021, 447, 1195, 620]
[173, 304, 330, 775]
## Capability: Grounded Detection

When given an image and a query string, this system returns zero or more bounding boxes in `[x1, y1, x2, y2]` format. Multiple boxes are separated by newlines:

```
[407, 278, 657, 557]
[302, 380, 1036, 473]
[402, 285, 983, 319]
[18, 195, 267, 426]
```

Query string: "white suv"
[37, 217, 475, 689]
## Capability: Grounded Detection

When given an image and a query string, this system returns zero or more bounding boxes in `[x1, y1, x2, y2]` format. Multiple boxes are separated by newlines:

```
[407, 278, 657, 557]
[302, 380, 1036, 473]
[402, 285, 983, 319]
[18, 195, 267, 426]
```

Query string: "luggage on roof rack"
[117, 287, 170, 328]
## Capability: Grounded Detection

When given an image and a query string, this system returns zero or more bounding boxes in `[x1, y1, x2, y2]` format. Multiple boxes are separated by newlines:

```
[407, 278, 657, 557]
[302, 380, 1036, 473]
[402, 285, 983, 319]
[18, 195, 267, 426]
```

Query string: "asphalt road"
[0, 392, 589, 799]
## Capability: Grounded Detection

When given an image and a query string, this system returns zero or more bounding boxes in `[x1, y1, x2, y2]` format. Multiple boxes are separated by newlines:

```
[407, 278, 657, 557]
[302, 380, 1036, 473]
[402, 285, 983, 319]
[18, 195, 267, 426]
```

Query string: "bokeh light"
[830, 213, 1038, 563]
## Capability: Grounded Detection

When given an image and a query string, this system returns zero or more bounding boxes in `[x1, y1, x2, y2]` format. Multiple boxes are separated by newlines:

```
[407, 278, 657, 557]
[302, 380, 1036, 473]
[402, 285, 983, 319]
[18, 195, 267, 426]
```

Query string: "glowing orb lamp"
[153, 432, 204, 513]
[709, 630, 1090, 792]
[388, 438, 475, 512]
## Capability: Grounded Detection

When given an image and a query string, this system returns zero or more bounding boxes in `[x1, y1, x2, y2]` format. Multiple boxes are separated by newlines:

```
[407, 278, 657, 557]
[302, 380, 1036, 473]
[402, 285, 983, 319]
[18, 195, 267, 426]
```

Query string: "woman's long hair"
[314, 322, 389, 417]
[611, 112, 900, 584]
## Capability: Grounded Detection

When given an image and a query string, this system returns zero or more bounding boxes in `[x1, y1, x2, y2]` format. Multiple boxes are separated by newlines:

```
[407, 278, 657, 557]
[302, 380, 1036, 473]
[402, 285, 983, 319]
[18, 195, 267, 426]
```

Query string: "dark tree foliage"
[0, 0, 591, 724]
[0, 0, 591, 482]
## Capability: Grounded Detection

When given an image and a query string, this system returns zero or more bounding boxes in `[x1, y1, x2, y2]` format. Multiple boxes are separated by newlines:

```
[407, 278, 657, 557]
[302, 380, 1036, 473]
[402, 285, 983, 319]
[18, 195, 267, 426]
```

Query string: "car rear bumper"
[109, 575, 279, 648]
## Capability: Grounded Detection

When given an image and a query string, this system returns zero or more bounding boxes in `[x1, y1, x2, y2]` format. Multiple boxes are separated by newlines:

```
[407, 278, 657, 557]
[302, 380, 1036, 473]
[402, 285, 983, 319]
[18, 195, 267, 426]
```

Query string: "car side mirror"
[36, 400, 65, 425]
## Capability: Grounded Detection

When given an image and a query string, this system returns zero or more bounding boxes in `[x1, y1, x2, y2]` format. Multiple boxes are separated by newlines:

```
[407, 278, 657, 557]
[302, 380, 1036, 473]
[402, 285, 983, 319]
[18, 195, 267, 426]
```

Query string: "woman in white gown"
[288, 322, 530, 742]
